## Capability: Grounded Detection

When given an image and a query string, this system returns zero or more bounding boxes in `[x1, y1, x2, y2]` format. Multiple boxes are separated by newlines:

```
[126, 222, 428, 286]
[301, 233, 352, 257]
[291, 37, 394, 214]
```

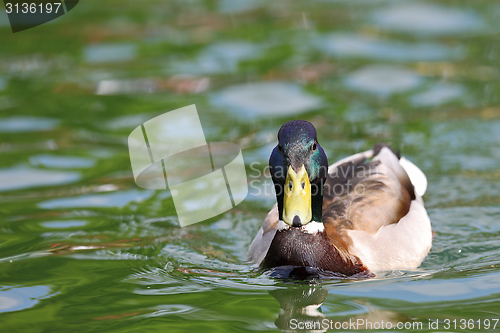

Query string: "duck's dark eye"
[311, 142, 317, 152]
[301, 182, 305, 189]
[278, 144, 283, 153]
[288, 181, 293, 191]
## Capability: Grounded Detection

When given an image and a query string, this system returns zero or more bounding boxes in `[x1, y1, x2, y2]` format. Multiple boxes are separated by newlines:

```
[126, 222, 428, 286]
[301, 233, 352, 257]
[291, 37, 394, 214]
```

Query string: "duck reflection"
[269, 271, 408, 333]
[269, 269, 329, 333]
[271, 285, 328, 333]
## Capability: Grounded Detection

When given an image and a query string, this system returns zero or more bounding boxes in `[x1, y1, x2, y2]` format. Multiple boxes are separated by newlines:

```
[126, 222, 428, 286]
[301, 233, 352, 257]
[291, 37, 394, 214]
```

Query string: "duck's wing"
[323, 145, 432, 271]
[247, 204, 278, 264]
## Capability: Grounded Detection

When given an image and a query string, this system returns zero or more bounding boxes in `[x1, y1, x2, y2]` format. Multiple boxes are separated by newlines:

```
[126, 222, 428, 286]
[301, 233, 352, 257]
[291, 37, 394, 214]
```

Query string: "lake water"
[1, 0, 500, 332]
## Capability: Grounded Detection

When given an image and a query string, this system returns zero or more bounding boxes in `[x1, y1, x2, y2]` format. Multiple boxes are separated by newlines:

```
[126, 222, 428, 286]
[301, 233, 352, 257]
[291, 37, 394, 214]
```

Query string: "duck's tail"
[372, 143, 427, 197]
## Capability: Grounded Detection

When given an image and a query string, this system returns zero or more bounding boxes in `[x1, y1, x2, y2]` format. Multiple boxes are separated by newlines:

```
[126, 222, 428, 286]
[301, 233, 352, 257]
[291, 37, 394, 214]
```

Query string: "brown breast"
[260, 228, 368, 276]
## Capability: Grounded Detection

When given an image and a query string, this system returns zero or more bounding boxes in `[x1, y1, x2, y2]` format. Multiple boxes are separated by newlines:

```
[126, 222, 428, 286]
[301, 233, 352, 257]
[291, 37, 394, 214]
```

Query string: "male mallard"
[248, 120, 432, 276]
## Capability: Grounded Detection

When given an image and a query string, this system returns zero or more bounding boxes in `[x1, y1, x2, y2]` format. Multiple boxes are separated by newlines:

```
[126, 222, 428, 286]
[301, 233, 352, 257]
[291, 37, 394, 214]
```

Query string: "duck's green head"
[269, 120, 328, 226]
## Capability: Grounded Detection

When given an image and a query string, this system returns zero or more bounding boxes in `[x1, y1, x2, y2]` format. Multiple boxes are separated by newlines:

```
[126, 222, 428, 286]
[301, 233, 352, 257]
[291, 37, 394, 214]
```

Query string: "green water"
[1, 0, 500, 332]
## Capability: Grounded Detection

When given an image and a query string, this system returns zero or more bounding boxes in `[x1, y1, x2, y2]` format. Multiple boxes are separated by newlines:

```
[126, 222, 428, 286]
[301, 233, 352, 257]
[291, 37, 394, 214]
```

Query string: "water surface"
[1, 0, 500, 332]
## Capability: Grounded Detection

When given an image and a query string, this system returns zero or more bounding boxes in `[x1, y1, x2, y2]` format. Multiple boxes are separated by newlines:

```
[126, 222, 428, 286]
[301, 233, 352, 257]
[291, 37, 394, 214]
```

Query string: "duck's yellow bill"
[283, 165, 312, 226]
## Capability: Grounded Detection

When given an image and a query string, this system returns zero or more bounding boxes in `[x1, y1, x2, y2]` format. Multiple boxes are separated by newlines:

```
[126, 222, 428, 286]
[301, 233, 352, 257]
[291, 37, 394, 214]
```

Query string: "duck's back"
[323, 145, 432, 271]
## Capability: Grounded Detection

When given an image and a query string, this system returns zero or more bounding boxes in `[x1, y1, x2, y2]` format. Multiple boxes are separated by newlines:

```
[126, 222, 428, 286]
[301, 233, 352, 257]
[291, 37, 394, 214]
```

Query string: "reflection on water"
[106, 113, 154, 130]
[83, 43, 138, 63]
[171, 41, 262, 75]
[410, 83, 465, 107]
[1, 0, 500, 331]
[0, 116, 59, 132]
[218, 0, 262, 14]
[0, 168, 80, 192]
[327, 272, 500, 303]
[271, 283, 424, 332]
[0, 10, 9, 27]
[37, 189, 155, 209]
[29, 154, 96, 169]
[95, 78, 158, 95]
[142, 304, 195, 318]
[373, 3, 483, 35]
[344, 65, 423, 96]
[0, 286, 53, 314]
[212, 82, 322, 117]
[272, 285, 328, 332]
[41, 220, 88, 228]
[318, 33, 461, 62]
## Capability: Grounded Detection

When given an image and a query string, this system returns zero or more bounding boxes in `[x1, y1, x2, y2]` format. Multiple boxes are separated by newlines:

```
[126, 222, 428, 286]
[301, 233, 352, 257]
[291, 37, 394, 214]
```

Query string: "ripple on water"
[29, 154, 96, 169]
[143, 304, 196, 318]
[344, 65, 423, 96]
[0, 116, 59, 132]
[171, 41, 262, 75]
[41, 220, 88, 228]
[37, 189, 155, 209]
[327, 272, 500, 303]
[373, 3, 483, 35]
[442, 155, 499, 171]
[218, 0, 262, 14]
[0, 285, 53, 314]
[161, 244, 247, 271]
[84, 43, 138, 63]
[318, 33, 461, 61]
[426, 206, 500, 271]
[0, 168, 80, 192]
[427, 175, 500, 207]
[430, 119, 500, 154]
[211, 82, 322, 117]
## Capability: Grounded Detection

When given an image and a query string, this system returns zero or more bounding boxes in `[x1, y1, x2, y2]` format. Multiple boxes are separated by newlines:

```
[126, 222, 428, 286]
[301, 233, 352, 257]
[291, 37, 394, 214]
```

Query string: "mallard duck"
[248, 120, 432, 276]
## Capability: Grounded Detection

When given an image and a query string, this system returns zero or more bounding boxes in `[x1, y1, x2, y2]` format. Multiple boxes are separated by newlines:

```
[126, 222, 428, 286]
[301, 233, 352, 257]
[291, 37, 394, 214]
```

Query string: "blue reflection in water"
[344, 65, 423, 96]
[0, 285, 53, 314]
[0, 168, 80, 192]
[171, 41, 262, 75]
[0, 9, 9, 27]
[411, 83, 465, 107]
[373, 3, 483, 35]
[211, 82, 322, 117]
[38, 190, 155, 209]
[0, 77, 6, 91]
[41, 220, 88, 228]
[0, 116, 59, 133]
[318, 33, 462, 61]
[29, 154, 96, 169]
[218, 0, 262, 14]
[84, 43, 138, 63]
[327, 272, 500, 303]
